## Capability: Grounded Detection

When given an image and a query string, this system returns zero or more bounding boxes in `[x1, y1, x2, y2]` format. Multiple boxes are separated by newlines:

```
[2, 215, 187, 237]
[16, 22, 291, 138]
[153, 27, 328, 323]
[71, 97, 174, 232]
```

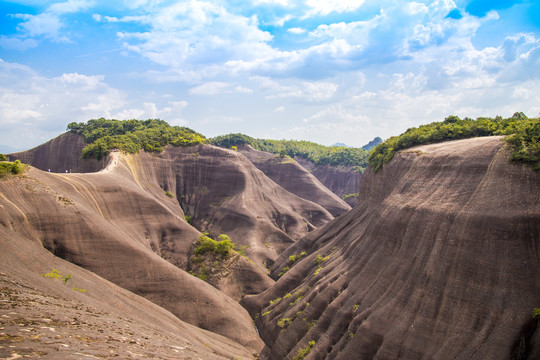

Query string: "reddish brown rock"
[0, 161, 263, 352]
[244, 137, 540, 360]
[239, 145, 351, 217]
[295, 157, 361, 206]
[0, 226, 259, 359]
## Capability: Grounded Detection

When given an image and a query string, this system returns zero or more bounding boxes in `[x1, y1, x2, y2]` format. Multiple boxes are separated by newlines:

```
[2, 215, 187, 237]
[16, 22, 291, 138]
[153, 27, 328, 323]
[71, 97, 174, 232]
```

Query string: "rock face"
[125, 144, 335, 268]
[0, 163, 263, 353]
[0, 226, 258, 360]
[7, 132, 108, 173]
[295, 157, 361, 206]
[244, 137, 540, 360]
[239, 145, 351, 217]
[1, 132, 345, 356]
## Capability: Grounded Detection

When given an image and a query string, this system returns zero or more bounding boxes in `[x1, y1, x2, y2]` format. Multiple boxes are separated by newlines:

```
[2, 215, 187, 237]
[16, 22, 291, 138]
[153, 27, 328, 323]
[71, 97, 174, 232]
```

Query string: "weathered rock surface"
[244, 137, 540, 360]
[295, 157, 361, 206]
[7, 132, 108, 173]
[239, 145, 351, 217]
[125, 144, 335, 267]
[0, 226, 258, 359]
[0, 160, 263, 353]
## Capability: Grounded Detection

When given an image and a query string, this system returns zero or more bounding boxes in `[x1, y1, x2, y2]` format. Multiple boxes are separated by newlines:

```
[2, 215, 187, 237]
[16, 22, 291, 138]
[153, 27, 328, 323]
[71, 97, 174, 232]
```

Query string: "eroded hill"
[243, 137, 540, 359]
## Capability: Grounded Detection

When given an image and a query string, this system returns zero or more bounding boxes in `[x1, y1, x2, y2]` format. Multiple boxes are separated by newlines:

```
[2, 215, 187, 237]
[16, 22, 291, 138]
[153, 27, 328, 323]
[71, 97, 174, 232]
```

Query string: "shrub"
[0, 153, 6, 161]
[368, 114, 540, 172]
[164, 190, 174, 198]
[211, 133, 370, 170]
[278, 266, 290, 277]
[277, 317, 292, 328]
[194, 234, 235, 257]
[292, 340, 315, 360]
[0, 160, 28, 178]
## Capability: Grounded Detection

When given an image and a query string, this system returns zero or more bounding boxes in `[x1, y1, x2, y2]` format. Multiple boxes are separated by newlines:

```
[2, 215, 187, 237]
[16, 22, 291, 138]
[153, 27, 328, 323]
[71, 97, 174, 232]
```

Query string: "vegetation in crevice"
[67, 118, 206, 160]
[292, 340, 315, 360]
[368, 113, 540, 172]
[41, 268, 86, 293]
[188, 233, 250, 284]
[341, 193, 358, 201]
[211, 133, 369, 172]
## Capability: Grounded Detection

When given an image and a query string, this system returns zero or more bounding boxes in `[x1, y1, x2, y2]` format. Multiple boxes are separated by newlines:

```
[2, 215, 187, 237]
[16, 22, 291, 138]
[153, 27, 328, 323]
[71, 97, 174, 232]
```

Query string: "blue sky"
[1, 0, 539, 151]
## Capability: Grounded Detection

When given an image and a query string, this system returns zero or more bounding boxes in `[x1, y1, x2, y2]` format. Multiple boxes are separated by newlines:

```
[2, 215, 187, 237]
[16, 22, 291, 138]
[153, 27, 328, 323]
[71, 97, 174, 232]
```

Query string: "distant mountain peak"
[361, 136, 382, 150]
[331, 142, 350, 147]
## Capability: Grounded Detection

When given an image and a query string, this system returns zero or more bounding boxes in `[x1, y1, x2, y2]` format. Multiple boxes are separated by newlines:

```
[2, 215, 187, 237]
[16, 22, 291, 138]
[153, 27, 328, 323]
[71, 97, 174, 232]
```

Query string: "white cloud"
[3, 0, 94, 45]
[0, 59, 193, 150]
[111, 0, 275, 74]
[189, 82, 253, 95]
[0, 36, 38, 50]
[304, 0, 365, 17]
[256, 77, 338, 102]
[287, 27, 306, 34]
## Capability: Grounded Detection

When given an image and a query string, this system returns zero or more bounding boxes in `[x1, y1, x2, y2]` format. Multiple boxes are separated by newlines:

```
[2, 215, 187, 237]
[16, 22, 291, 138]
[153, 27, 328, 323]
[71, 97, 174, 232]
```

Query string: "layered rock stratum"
[244, 137, 540, 359]
[2, 133, 539, 359]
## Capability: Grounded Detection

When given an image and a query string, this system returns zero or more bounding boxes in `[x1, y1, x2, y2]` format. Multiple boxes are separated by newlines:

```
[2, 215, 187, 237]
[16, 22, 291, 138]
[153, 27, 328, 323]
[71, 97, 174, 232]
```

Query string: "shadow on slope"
[243, 137, 540, 359]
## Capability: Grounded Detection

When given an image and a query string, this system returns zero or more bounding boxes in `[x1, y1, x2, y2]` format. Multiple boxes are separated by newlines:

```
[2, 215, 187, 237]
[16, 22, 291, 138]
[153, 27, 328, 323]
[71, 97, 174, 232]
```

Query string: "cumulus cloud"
[304, 0, 365, 17]
[189, 82, 253, 95]
[110, 1, 274, 72]
[254, 76, 338, 102]
[0, 59, 190, 150]
[2, 0, 94, 47]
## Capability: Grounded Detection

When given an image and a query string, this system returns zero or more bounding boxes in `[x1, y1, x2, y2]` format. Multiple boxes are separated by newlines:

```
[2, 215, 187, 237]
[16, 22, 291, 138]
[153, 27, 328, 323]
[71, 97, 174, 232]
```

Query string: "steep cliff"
[295, 157, 361, 206]
[120, 144, 335, 268]
[7, 132, 108, 173]
[0, 161, 264, 352]
[244, 137, 540, 359]
[240, 145, 351, 217]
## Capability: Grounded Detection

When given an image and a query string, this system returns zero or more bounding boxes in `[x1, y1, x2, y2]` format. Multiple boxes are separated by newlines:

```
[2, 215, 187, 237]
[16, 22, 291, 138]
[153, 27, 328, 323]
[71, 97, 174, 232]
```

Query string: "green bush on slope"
[0, 160, 27, 178]
[368, 113, 540, 172]
[67, 118, 206, 160]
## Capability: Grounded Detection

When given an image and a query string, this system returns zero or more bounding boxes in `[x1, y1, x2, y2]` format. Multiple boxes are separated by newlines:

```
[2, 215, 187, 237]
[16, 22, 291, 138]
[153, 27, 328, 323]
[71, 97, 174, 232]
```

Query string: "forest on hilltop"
[369, 112, 540, 171]
[67, 118, 207, 160]
[211, 133, 370, 172]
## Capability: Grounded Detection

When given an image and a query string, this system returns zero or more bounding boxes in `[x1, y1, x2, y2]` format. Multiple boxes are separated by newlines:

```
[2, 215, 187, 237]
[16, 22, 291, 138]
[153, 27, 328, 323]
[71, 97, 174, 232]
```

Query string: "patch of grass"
[269, 297, 282, 305]
[262, 310, 272, 317]
[277, 317, 292, 328]
[194, 234, 235, 257]
[278, 266, 290, 277]
[342, 193, 358, 201]
[164, 190, 174, 198]
[41, 269, 86, 293]
[57, 195, 74, 206]
[533, 308, 540, 320]
[292, 340, 315, 360]
[288, 251, 307, 264]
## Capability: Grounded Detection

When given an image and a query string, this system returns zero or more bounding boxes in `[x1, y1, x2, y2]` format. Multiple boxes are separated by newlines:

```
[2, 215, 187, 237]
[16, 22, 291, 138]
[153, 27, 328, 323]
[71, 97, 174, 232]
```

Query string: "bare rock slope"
[0, 163, 263, 353]
[244, 137, 540, 360]
[295, 157, 361, 206]
[239, 145, 351, 218]
[0, 226, 258, 360]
